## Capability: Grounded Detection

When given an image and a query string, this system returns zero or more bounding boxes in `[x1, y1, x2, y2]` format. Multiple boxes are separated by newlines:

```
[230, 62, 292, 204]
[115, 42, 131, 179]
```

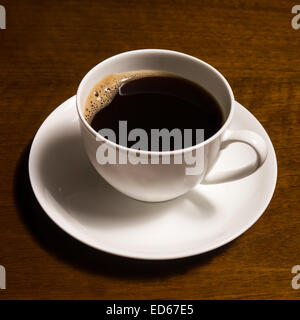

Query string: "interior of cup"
[77, 49, 233, 126]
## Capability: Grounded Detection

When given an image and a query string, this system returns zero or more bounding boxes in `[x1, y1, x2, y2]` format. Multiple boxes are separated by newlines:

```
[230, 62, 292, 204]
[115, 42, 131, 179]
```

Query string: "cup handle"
[202, 129, 268, 184]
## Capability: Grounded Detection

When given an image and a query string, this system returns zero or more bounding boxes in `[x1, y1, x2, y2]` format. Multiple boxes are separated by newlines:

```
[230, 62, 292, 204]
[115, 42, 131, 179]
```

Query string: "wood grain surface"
[0, 0, 299, 299]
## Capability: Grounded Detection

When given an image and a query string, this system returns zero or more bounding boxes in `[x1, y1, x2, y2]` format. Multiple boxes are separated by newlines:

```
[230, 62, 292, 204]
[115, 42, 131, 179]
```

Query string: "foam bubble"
[84, 70, 173, 123]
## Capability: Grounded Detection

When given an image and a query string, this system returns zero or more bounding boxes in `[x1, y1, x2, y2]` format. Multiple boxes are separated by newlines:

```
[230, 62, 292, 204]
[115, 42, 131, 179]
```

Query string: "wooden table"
[0, 0, 299, 300]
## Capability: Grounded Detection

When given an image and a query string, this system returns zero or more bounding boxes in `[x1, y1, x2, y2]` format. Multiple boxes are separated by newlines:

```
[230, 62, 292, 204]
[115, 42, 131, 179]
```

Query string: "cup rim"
[76, 49, 235, 155]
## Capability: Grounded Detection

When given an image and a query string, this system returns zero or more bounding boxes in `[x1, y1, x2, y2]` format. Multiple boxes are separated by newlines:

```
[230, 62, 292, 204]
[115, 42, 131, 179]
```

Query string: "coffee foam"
[84, 70, 172, 123]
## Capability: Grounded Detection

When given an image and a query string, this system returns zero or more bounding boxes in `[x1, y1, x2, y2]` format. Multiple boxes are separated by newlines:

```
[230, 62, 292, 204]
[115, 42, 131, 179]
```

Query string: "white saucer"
[29, 96, 277, 260]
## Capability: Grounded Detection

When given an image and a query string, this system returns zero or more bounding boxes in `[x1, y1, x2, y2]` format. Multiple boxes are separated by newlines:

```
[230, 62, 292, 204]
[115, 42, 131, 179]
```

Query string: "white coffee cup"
[76, 49, 267, 202]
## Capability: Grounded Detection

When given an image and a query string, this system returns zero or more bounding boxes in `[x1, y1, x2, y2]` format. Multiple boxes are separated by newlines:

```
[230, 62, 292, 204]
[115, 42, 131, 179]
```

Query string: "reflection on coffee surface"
[84, 71, 224, 151]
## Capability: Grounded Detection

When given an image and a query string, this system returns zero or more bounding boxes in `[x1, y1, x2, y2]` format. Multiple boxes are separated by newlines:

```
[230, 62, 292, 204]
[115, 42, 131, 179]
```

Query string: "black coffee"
[85, 71, 224, 151]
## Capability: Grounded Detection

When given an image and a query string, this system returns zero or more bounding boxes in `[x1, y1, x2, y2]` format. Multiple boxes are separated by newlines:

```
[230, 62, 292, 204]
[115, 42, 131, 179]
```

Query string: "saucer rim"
[28, 96, 278, 260]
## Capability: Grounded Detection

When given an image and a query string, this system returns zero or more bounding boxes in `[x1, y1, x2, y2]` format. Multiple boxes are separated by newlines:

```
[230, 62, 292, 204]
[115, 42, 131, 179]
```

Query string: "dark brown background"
[0, 0, 299, 299]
